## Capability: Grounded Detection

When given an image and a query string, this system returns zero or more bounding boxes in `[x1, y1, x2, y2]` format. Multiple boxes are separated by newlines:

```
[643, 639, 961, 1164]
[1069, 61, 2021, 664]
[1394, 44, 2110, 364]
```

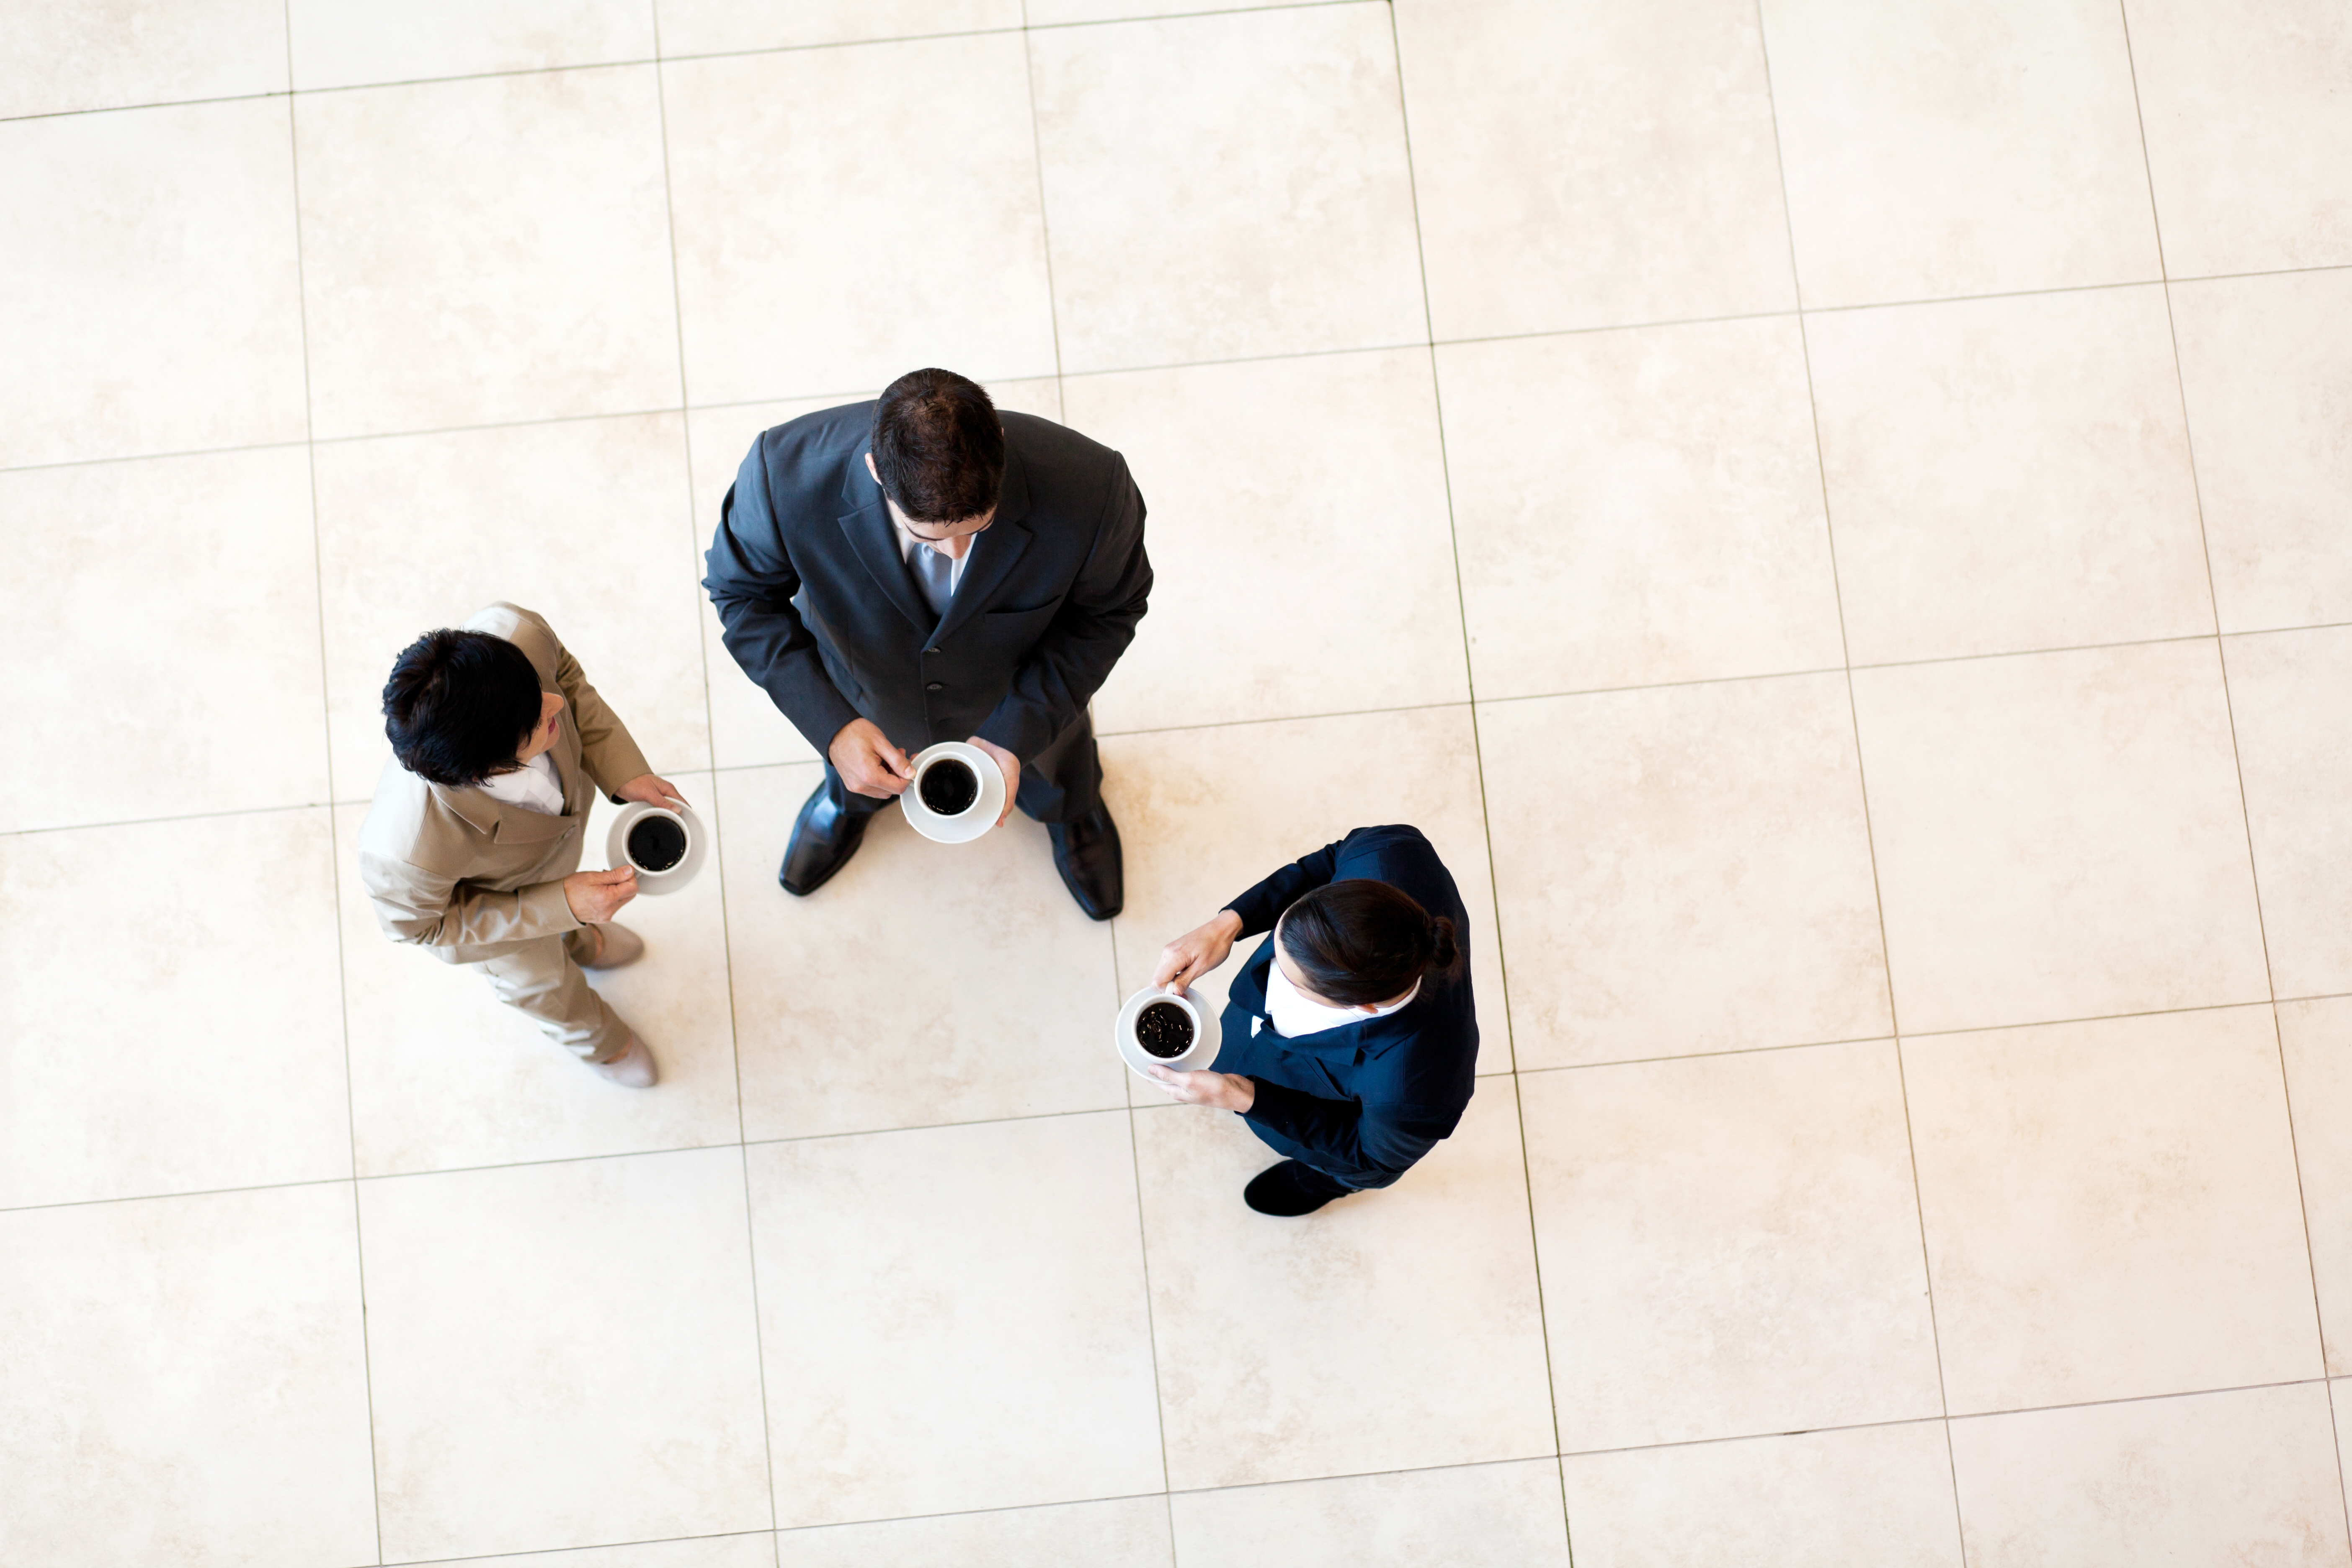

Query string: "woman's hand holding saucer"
[1148, 1065, 1255, 1112]
[1153, 909, 1244, 990]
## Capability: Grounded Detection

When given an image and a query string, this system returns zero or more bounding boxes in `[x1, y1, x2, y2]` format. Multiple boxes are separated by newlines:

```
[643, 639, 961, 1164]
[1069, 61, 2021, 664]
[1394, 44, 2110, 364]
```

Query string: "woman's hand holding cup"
[1153, 909, 1244, 991]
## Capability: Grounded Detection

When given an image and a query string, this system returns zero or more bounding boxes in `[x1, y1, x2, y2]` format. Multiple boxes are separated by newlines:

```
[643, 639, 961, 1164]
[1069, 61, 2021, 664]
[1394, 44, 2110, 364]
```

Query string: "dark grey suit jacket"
[703, 403, 1151, 762]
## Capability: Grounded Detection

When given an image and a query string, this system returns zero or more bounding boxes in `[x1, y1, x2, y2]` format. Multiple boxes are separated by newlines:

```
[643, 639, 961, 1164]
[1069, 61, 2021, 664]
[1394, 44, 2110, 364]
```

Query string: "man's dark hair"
[871, 368, 1005, 524]
[382, 629, 544, 789]
[1278, 879, 1462, 1007]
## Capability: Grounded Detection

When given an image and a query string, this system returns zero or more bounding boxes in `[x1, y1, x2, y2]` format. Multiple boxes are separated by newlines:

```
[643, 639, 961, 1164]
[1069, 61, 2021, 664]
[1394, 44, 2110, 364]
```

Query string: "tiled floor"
[3, 2, 2349, 1564]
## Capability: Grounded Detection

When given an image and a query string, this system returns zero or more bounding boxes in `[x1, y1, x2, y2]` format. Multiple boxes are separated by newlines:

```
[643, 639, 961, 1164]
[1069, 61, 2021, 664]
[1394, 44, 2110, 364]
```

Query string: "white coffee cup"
[619, 805, 693, 877]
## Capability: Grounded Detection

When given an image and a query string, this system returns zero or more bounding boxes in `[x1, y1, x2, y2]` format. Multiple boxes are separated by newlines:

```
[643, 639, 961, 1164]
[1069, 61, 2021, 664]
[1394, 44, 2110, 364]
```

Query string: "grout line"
[379, 1526, 776, 1567]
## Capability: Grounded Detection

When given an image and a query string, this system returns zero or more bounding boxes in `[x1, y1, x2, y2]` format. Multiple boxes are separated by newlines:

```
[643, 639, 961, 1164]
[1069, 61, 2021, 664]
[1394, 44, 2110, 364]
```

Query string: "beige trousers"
[476, 928, 627, 1063]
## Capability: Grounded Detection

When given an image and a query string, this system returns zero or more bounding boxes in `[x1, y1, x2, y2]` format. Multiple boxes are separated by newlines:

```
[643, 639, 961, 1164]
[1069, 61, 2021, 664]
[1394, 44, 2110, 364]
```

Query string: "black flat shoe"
[1244, 1160, 1354, 1217]
[779, 777, 870, 897]
[1047, 802, 1124, 921]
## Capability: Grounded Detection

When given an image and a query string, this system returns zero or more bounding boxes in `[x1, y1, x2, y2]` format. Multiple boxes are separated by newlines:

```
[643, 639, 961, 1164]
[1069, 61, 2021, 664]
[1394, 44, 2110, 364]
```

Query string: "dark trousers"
[827, 709, 1105, 826]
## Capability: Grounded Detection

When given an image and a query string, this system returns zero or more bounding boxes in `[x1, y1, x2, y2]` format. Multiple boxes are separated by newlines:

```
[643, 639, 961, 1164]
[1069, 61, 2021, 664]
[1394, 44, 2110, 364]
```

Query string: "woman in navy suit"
[1149, 825, 1478, 1216]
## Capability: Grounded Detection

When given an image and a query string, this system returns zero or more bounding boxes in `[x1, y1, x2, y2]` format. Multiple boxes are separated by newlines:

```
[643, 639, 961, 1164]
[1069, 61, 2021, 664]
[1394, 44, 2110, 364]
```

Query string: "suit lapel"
[931, 443, 1035, 642]
[838, 463, 935, 634]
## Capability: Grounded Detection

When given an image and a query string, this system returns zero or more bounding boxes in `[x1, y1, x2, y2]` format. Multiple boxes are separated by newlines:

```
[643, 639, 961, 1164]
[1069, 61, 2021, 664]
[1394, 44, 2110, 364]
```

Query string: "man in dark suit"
[704, 368, 1150, 918]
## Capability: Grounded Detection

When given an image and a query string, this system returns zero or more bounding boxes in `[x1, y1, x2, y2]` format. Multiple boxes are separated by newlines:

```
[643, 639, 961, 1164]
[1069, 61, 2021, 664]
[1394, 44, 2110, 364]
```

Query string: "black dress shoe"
[779, 777, 871, 896]
[1047, 802, 1124, 921]
[1244, 1160, 1355, 1217]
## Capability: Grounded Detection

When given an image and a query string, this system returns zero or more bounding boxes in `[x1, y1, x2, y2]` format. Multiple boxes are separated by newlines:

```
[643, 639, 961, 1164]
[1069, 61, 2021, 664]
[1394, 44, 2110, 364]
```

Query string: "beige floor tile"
[0, 448, 327, 833]
[1559, 1423, 1961, 1568]
[314, 412, 709, 796]
[1808, 287, 2212, 664]
[1032, 0, 1300, 23]
[2172, 269, 2352, 634]
[778, 1497, 1170, 1568]
[1170, 1459, 1570, 1568]
[295, 67, 679, 438]
[0, 1186, 377, 1568]
[1135, 1090, 1554, 1489]
[288, 0, 654, 89]
[0, 99, 307, 468]
[1100, 707, 1508, 1074]
[664, 36, 1055, 409]
[749, 1113, 1163, 1526]
[1396, 0, 1795, 339]
[1030, 5, 1426, 373]
[425, 1537, 777, 1568]
[2123, 0, 2352, 276]
[0, 0, 284, 117]
[655, 0, 1019, 54]
[1759, 0, 2159, 307]
[1906, 1006, 2321, 1412]
[2230, 628, 2352, 998]
[686, 377, 1061, 772]
[1481, 676, 1888, 1070]
[1852, 641, 2268, 1036]
[1437, 321, 1844, 698]
[361, 1148, 771, 1560]
[0, 811, 348, 1208]
[2281, 998, 2352, 1375]
[1071, 350, 1466, 733]
[715, 764, 1124, 1142]
[1949, 1384, 2351, 1567]
[1524, 1042, 1940, 1451]
[334, 778, 744, 1177]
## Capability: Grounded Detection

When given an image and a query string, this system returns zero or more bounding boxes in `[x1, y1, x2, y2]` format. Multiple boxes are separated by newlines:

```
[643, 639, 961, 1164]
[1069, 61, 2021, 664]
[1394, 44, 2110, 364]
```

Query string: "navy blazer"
[703, 402, 1151, 763]
[1212, 826, 1478, 1189]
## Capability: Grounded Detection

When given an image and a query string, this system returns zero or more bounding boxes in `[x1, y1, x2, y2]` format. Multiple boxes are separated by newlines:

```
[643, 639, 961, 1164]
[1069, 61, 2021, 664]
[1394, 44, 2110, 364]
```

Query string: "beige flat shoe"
[587, 1032, 658, 1088]
[581, 923, 644, 970]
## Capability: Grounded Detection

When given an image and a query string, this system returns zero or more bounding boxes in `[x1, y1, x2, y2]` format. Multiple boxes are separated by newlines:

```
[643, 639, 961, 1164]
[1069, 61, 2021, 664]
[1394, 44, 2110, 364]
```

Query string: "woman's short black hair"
[382, 629, 544, 789]
[871, 368, 1004, 524]
[1277, 879, 1462, 1007]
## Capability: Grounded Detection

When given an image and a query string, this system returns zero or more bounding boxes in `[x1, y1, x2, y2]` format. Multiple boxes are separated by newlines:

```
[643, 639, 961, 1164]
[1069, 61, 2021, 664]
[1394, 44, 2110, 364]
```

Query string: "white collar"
[475, 751, 564, 815]
[895, 518, 971, 590]
[1264, 959, 1419, 1039]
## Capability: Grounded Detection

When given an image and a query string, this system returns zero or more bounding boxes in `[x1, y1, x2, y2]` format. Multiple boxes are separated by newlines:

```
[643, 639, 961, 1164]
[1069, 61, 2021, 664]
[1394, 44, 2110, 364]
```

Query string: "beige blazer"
[357, 603, 652, 965]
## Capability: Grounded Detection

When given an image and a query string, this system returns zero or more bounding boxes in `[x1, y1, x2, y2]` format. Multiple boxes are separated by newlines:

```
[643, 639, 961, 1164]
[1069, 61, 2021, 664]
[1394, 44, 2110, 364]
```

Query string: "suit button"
[926, 681, 945, 691]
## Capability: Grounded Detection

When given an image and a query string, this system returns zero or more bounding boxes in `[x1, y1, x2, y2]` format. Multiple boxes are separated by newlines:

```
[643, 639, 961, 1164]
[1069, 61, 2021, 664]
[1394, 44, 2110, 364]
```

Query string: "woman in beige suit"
[356, 603, 684, 1087]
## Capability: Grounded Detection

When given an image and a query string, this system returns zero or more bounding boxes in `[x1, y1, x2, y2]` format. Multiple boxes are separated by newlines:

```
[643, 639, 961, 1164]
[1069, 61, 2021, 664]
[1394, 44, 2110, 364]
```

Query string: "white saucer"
[1114, 986, 1216, 1079]
[604, 800, 709, 895]
[901, 741, 1007, 844]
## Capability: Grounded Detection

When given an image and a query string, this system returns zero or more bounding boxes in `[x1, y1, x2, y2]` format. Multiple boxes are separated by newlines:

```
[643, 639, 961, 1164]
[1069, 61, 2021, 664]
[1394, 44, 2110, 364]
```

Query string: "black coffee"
[626, 815, 687, 873]
[1136, 1001, 1195, 1058]
[919, 759, 978, 816]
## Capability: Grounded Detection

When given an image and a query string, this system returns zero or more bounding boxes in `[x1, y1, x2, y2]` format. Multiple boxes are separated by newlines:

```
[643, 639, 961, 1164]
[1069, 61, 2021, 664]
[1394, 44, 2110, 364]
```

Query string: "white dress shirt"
[1264, 958, 1420, 1039]
[896, 519, 972, 595]
[476, 752, 565, 815]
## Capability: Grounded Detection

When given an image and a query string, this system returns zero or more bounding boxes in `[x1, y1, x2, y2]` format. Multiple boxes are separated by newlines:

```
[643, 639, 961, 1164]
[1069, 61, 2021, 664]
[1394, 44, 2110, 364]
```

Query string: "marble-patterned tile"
[1480, 675, 1888, 1070]
[715, 763, 1124, 1142]
[1171, 1459, 1570, 1568]
[1031, 0, 1299, 22]
[2171, 269, 2352, 634]
[424, 1537, 778, 1568]
[334, 777, 744, 1178]
[295, 66, 679, 438]
[2229, 627, 2352, 998]
[1100, 706, 1509, 1074]
[0, 0, 285, 117]
[1524, 1042, 1940, 1451]
[1395, 0, 1795, 339]
[1852, 641, 2268, 1036]
[685, 377, 1061, 772]
[664, 34, 1056, 409]
[0, 810, 348, 1208]
[361, 1148, 771, 1560]
[1949, 1384, 2350, 1566]
[1071, 349, 1465, 734]
[655, 0, 1020, 54]
[313, 411, 708, 796]
[748, 1113, 1163, 1527]
[2123, 0, 2352, 276]
[1030, 4, 1426, 372]
[1905, 1006, 2321, 1412]
[2280, 998, 2352, 1375]
[0, 447, 327, 833]
[0, 1185, 377, 1568]
[1135, 1089, 1554, 1489]
[1808, 286, 2212, 664]
[289, 0, 655, 89]
[1436, 320, 1844, 698]
[0, 98, 306, 467]
[1559, 1423, 1962, 1568]
[778, 1497, 1169, 1568]
[1759, 0, 2159, 307]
